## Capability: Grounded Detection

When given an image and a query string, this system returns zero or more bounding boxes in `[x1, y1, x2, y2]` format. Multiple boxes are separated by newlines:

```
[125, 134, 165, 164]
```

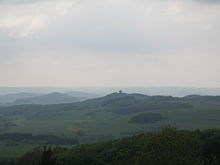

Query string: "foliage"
[0, 133, 79, 145]
[15, 127, 220, 165]
[129, 113, 166, 123]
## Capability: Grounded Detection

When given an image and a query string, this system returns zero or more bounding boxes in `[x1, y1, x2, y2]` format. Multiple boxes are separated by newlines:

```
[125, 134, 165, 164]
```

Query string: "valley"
[0, 92, 220, 159]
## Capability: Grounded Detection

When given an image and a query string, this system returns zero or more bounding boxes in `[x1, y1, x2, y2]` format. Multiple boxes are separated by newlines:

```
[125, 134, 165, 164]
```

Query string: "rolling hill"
[0, 92, 220, 158]
[0, 92, 220, 138]
[0, 93, 42, 104]
[65, 91, 101, 99]
[7, 92, 81, 105]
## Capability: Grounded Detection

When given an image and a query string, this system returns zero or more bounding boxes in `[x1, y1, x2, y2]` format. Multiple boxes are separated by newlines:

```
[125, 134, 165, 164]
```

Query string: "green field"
[2, 103, 220, 136]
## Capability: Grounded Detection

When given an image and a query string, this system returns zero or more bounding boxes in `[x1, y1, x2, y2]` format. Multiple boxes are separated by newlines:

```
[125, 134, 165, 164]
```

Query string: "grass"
[2, 102, 220, 136]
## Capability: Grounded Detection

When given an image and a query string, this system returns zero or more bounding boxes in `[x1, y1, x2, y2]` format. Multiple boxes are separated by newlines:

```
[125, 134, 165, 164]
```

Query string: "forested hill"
[13, 127, 220, 165]
[0, 92, 194, 116]
[0, 92, 220, 117]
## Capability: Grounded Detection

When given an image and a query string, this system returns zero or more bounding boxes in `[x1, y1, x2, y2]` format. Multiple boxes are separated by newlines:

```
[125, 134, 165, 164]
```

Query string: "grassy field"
[2, 102, 220, 136]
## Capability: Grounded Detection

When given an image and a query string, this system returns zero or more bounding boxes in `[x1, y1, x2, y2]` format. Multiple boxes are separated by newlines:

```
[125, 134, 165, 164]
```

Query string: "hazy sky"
[0, 0, 220, 87]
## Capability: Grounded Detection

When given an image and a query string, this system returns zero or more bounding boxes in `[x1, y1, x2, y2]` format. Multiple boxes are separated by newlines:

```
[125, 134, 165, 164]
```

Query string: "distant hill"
[94, 93, 191, 114]
[0, 91, 101, 106]
[67, 92, 151, 110]
[121, 87, 220, 97]
[1, 92, 220, 141]
[65, 91, 101, 100]
[3, 93, 219, 116]
[0, 92, 193, 117]
[8, 92, 81, 105]
[183, 95, 220, 101]
[1, 87, 220, 97]
[0, 93, 42, 104]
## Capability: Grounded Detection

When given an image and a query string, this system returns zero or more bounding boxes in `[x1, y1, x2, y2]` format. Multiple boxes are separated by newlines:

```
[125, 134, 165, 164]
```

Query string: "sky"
[0, 0, 220, 87]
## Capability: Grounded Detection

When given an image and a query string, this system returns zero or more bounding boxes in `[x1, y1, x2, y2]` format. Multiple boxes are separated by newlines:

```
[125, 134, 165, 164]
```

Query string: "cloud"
[0, 0, 75, 37]
[191, 0, 220, 4]
[0, 0, 220, 87]
[1, 0, 220, 52]
[0, 0, 53, 4]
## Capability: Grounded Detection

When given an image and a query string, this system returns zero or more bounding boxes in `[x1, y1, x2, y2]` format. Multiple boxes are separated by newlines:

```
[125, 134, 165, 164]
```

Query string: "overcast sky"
[0, 0, 220, 87]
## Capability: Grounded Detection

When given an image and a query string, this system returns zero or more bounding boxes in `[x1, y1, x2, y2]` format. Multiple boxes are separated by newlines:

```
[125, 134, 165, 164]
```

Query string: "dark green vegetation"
[0, 133, 79, 145]
[129, 113, 166, 123]
[0, 92, 220, 159]
[4, 127, 220, 165]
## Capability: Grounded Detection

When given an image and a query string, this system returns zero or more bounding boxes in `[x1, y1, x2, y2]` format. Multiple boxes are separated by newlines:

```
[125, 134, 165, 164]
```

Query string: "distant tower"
[119, 90, 122, 93]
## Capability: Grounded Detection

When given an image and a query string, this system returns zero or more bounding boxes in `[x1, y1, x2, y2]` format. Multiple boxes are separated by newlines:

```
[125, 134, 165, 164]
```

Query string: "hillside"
[0, 91, 100, 106]
[14, 127, 220, 165]
[0, 93, 42, 104]
[65, 91, 101, 99]
[0, 92, 220, 159]
[0, 92, 191, 115]
[8, 92, 80, 105]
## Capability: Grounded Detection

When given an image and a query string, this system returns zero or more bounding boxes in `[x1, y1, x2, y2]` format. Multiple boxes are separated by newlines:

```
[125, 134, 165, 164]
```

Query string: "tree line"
[2, 126, 220, 165]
